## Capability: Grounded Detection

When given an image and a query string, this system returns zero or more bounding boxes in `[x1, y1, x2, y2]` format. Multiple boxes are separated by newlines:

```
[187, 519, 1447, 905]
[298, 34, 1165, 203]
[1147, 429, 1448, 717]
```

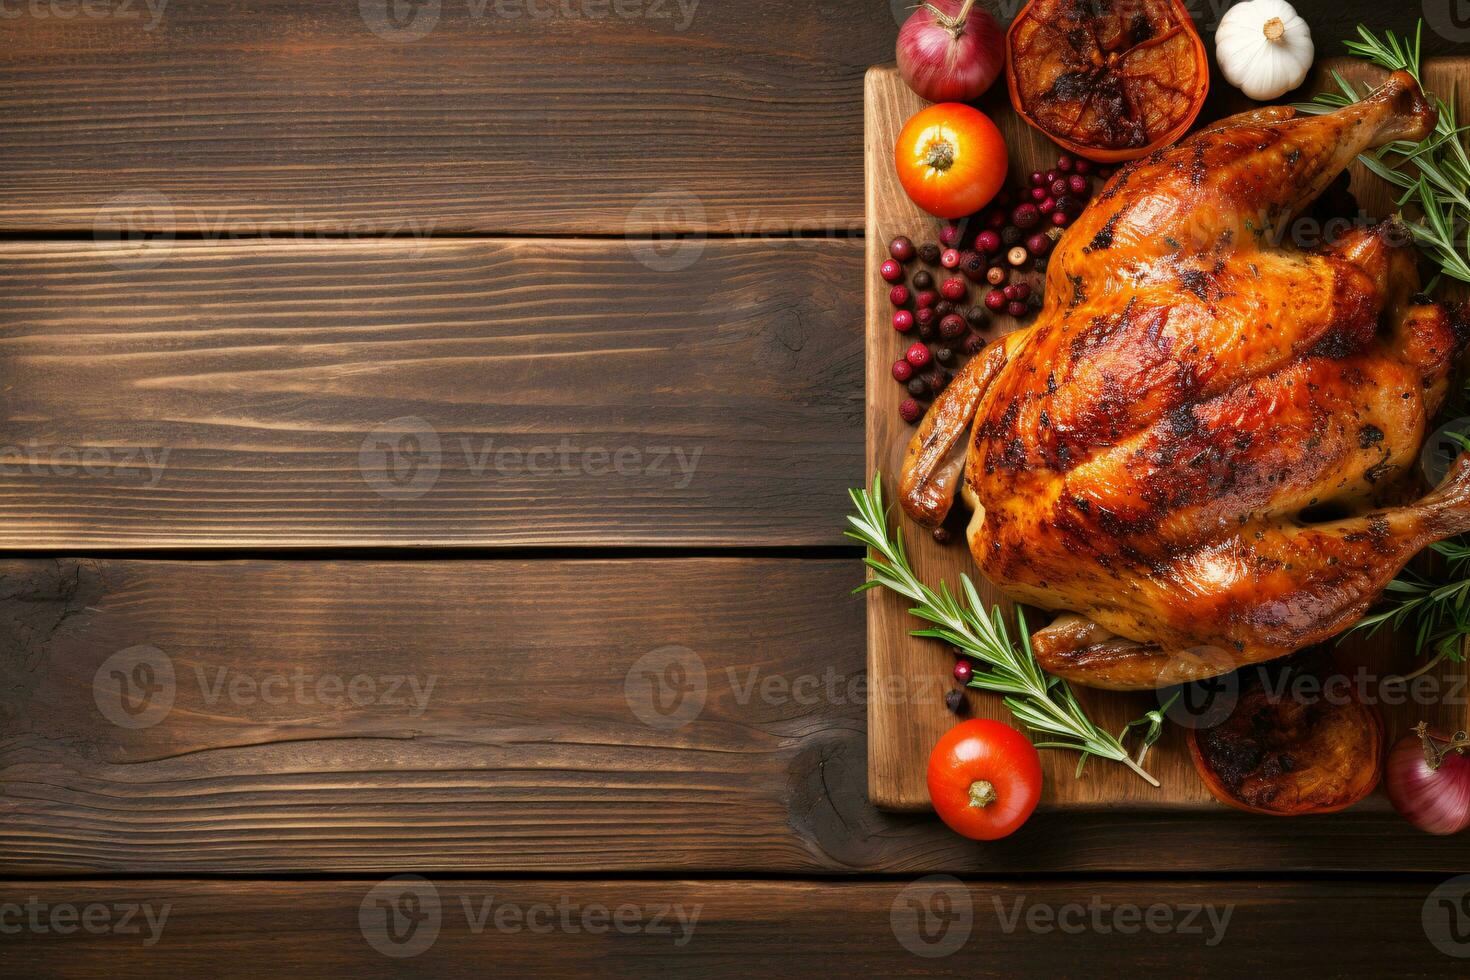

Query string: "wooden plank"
[865, 59, 1470, 810]
[0, 0, 896, 235]
[2, 878, 1463, 976]
[0, 238, 861, 547]
[3, 556, 1470, 875]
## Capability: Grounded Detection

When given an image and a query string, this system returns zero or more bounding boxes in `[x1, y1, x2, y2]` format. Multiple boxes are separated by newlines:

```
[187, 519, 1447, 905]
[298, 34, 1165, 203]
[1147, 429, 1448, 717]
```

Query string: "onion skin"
[1385, 725, 1470, 836]
[897, 0, 1005, 105]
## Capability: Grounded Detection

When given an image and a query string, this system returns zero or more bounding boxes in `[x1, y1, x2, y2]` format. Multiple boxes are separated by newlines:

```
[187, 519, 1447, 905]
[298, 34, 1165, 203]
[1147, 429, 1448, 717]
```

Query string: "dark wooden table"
[2, 1, 1468, 975]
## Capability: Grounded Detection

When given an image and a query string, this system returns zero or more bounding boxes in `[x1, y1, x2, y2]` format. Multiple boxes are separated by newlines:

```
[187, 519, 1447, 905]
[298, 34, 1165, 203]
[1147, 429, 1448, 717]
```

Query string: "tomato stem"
[967, 780, 997, 808]
[924, 139, 956, 172]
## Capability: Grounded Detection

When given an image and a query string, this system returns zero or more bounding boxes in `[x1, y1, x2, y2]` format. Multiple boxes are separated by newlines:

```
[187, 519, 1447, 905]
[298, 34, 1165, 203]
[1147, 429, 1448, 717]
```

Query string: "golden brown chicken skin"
[901, 71, 1470, 690]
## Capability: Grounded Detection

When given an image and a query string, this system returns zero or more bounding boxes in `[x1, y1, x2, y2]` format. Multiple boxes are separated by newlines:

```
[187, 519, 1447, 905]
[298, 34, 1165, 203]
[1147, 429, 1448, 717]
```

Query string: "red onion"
[1385, 723, 1470, 835]
[896, 0, 1005, 105]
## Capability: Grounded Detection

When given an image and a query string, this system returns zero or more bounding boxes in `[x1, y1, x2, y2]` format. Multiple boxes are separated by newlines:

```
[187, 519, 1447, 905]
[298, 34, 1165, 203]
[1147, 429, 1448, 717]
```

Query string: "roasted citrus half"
[1006, 0, 1209, 162]
[1187, 651, 1383, 816]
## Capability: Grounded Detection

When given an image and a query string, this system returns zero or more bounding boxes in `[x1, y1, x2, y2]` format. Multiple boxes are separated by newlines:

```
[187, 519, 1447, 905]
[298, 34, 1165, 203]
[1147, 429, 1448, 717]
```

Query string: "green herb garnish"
[846, 475, 1164, 785]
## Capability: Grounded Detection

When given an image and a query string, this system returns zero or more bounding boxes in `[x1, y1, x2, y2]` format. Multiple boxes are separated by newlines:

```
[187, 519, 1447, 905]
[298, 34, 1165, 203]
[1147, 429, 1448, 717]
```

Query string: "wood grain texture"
[866, 59, 1470, 810]
[0, 238, 861, 547]
[5, 557, 1470, 875]
[0, 0, 895, 235]
[3, 878, 1465, 978]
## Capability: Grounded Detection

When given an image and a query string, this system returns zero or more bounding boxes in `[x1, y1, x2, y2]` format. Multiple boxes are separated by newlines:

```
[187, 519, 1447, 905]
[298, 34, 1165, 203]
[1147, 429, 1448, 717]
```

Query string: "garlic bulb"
[1215, 0, 1314, 101]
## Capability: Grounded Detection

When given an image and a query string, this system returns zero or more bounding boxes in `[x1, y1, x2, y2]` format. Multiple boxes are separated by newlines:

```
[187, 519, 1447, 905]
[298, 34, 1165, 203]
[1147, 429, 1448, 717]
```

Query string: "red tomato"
[926, 718, 1041, 840]
[894, 103, 1008, 219]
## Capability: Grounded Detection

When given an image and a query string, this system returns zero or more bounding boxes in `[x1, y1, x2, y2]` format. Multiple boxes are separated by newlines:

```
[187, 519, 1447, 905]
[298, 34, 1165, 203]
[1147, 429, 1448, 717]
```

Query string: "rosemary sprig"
[845, 474, 1161, 786]
[1348, 538, 1470, 672]
[1299, 22, 1470, 285]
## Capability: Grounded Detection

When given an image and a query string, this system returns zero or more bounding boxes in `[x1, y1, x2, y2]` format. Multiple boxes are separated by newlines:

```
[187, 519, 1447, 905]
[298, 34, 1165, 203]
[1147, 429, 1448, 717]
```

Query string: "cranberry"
[974, 230, 1001, 255]
[880, 259, 903, 283]
[965, 305, 988, 328]
[915, 307, 937, 329]
[889, 284, 910, 307]
[1013, 203, 1040, 229]
[889, 236, 916, 262]
[1031, 186, 1048, 202]
[962, 334, 987, 356]
[1056, 154, 1074, 173]
[934, 300, 955, 317]
[939, 313, 967, 339]
[1007, 299, 1028, 317]
[1074, 159, 1091, 176]
[918, 320, 936, 340]
[940, 225, 964, 248]
[984, 289, 1006, 311]
[1025, 232, 1050, 256]
[954, 659, 973, 683]
[1052, 211, 1070, 227]
[899, 398, 923, 424]
[892, 359, 914, 382]
[907, 377, 929, 399]
[1038, 197, 1056, 215]
[1045, 170, 1058, 183]
[1068, 174, 1088, 195]
[940, 277, 967, 301]
[905, 342, 932, 368]
[958, 251, 987, 281]
[892, 309, 914, 332]
[912, 269, 935, 290]
[940, 248, 961, 269]
[1030, 171, 1046, 187]
[1050, 178, 1069, 198]
[915, 289, 938, 308]
[922, 368, 949, 394]
[934, 346, 956, 367]
[1013, 282, 1031, 301]
[986, 266, 1006, 286]
[1002, 284, 1018, 301]
[918, 242, 942, 265]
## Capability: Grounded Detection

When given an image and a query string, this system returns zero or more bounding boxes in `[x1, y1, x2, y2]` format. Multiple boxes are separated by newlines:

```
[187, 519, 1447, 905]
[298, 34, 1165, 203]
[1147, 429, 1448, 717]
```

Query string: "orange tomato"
[894, 103, 1007, 220]
[926, 718, 1041, 840]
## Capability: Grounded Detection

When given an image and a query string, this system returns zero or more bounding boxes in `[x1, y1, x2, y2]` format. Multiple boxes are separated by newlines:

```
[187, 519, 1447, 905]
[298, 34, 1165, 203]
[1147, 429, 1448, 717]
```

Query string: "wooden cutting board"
[866, 57, 1470, 811]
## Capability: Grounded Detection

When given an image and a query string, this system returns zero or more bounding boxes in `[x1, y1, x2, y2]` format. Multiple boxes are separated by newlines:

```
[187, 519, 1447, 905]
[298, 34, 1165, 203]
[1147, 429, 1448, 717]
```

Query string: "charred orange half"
[1006, 0, 1210, 163]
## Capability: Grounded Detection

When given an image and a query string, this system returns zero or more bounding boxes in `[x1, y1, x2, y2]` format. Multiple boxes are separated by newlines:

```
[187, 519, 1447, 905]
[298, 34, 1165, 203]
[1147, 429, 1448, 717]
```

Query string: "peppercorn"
[944, 689, 966, 714]
[934, 346, 955, 367]
[962, 334, 986, 356]
[1001, 225, 1023, 247]
[892, 359, 914, 383]
[1007, 246, 1029, 267]
[939, 313, 967, 339]
[906, 377, 929, 399]
[1034, 257, 1049, 274]
[889, 236, 916, 263]
[917, 242, 941, 265]
[958, 250, 987, 282]
[899, 398, 923, 424]
[917, 320, 936, 340]
[986, 266, 1006, 286]
[934, 300, 955, 317]
[912, 269, 935, 291]
[965, 305, 988, 328]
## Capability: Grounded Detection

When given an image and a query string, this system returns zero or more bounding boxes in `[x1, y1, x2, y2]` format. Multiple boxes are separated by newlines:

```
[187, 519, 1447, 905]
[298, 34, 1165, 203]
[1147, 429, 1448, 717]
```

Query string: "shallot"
[896, 0, 1005, 104]
[1385, 722, 1470, 835]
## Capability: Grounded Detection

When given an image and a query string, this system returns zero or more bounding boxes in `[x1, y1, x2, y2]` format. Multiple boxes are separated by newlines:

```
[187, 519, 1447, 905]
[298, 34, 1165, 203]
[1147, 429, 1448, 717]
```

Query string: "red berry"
[954, 659, 973, 683]
[906, 342, 932, 368]
[1007, 300, 1028, 317]
[890, 236, 916, 262]
[1030, 171, 1046, 186]
[1002, 284, 1018, 301]
[1039, 197, 1056, 215]
[986, 210, 1007, 230]
[1045, 170, 1058, 183]
[1057, 154, 1074, 173]
[1013, 203, 1040, 229]
[958, 251, 987, 281]
[1030, 186, 1047, 202]
[916, 289, 939, 309]
[1073, 159, 1091, 176]
[892, 309, 914, 332]
[1050, 178, 1069, 198]
[880, 259, 902, 282]
[939, 225, 964, 248]
[974, 230, 1001, 254]
[892, 359, 914, 382]
[1013, 282, 1031, 301]
[915, 307, 937, 328]
[889, 285, 910, 307]
[899, 398, 923, 424]
[939, 313, 967, 339]
[940, 248, 961, 269]
[1026, 233, 1052, 256]
[940, 277, 967, 301]
[1052, 211, 1070, 227]
[1069, 174, 1088, 195]
[984, 289, 1006, 311]
[986, 266, 1006, 286]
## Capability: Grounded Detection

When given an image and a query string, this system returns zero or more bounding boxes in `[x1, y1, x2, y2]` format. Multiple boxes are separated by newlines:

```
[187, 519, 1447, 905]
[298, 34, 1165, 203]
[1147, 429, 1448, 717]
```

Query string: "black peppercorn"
[934, 300, 955, 317]
[906, 377, 929, 399]
[917, 242, 942, 265]
[1001, 225, 1023, 247]
[964, 305, 988, 328]
[935, 346, 955, 367]
[944, 689, 965, 714]
[911, 269, 934, 291]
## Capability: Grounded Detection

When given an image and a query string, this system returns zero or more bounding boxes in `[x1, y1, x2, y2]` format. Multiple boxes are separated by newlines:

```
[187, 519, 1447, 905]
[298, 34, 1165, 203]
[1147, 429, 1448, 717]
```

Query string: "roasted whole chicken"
[900, 71, 1470, 691]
